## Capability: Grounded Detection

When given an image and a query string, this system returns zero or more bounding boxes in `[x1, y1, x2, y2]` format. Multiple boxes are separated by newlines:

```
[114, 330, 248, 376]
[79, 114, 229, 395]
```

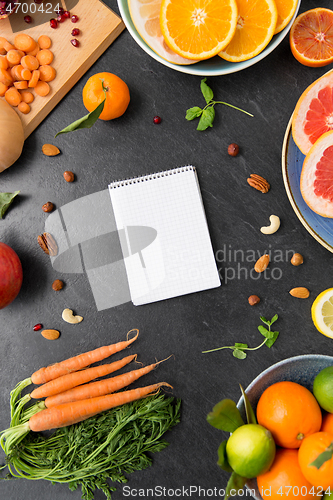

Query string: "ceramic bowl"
[117, 0, 301, 76]
[237, 354, 333, 500]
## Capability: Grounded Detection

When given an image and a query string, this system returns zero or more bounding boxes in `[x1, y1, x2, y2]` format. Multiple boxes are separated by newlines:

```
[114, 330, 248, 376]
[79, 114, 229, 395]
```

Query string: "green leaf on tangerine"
[217, 440, 233, 473]
[55, 98, 106, 137]
[207, 399, 245, 432]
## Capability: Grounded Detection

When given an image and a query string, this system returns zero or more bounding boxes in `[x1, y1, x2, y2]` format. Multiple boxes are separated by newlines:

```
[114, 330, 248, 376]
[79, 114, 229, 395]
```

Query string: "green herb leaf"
[0, 191, 20, 219]
[239, 384, 256, 425]
[265, 331, 279, 348]
[258, 325, 274, 339]
[310, 443, 333, 469]
[270, 314, 279, 325]
[55, 98, 106, 137]
[200, 78, 214, 104]
[197, 106, 215, 130]
[207, 399, 245, 432]
[234, 343, 248, 349]
[225, 471, 248, 500]
[260, 316, 269, 325]
[217, 440, 233, 473]
[185, 106, 203, 120]
[233, 349, 247, 359]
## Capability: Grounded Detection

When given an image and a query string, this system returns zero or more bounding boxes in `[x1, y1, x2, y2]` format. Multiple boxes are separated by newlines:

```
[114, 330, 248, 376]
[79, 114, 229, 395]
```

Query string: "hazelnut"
[63, 171, 75, 182]
[248, 295, 260, 306]
[228, 143, 239, 157]
[42, 201, 54, 213]
[52, 279, 64, 291]
[291, 253, 303, 266]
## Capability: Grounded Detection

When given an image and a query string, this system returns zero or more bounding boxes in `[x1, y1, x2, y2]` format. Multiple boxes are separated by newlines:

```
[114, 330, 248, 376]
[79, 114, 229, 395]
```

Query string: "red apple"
[0, 242, 23, 309]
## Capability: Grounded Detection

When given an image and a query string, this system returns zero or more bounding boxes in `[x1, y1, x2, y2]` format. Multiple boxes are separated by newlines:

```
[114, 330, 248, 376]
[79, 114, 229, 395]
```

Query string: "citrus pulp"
[313, 366, 333, 412]
[82, 72, 130, 121]
[274, 0, 299, 34]
[312, 288, 333, 338]
[159, 0, 238, 60]
[290, 8, 333, 67]
[226, 423, 276, 478]
[292, 70, 333, 155]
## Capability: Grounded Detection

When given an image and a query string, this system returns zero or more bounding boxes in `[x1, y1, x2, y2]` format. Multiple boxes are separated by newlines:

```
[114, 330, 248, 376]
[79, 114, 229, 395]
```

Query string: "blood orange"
[292, 70, 333, 155]
[300, 130, 333, 218]
[290, 8, 333, 67]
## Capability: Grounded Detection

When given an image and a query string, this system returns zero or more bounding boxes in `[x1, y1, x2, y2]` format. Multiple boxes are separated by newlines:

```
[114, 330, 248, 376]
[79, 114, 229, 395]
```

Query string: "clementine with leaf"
[256, 381, 322, 448]
[257, 448, 314, 500]
[82, 72, 130, 121]
[298, 432, 333, 490]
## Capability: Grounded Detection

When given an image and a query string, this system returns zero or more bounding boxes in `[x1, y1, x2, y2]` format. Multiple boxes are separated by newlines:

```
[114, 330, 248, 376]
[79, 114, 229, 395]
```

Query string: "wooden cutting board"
[0, 0, 125, 138]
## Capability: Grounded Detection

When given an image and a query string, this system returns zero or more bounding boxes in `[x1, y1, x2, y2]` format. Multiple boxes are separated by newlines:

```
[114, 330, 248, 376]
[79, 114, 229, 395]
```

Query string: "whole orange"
[298, 432, 333, 490]
[256, 381, 322, 448]
[257, 448, 314, 500]
[82, 72, 130, 121]
[322, 413, 333, 434]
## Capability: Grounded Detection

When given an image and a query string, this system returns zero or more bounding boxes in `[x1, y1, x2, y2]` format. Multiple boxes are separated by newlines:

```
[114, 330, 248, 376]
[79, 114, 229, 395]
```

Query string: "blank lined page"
[109, 166, 220, 305]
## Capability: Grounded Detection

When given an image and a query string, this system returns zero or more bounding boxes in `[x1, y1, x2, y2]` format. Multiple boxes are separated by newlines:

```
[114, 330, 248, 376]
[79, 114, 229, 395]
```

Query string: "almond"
[42, 143, 60, 156]
[41, 329, 60, 340]
[254, 254, 270, 273]
[289, 287, 310, 299]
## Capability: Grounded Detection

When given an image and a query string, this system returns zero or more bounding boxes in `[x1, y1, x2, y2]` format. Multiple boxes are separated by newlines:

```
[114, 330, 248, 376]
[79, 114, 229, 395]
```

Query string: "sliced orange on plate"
[159, 0, 238, 61]
[128, 0, 198, 65]
[218, 0, 278, 63]
[290, 8, 333, 67]
[292, 70, 333, 155]
[274, 0, 298, 34]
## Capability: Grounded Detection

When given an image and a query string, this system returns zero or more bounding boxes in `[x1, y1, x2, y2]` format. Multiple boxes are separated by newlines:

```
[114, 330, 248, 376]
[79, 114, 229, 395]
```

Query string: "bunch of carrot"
[1, 328, 172, 446]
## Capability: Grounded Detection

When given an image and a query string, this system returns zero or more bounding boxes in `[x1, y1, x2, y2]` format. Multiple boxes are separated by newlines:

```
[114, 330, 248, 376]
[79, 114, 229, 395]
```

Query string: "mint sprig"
[186, 78, 253, 131]
[202, 315, 279, 359]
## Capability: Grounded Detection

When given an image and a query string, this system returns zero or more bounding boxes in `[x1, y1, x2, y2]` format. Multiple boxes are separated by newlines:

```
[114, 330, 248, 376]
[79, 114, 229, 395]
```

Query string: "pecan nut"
[247, 174, 270, 193]
[37, 232, 58, 256]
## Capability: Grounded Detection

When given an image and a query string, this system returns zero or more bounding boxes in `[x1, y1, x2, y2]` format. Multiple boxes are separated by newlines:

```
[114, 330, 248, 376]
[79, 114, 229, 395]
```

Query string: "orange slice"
[290, 8, 333, 67]
[128, 0, 198, 65]
[218, 0, 278, 63]
[159, 0, 238, 61]
[274, 0, 298, 34]
[300, 130, 333, 218]
[292, 70, 333, 155]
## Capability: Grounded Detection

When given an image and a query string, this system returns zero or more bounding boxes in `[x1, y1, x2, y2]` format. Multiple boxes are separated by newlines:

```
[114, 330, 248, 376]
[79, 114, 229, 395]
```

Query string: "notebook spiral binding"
[109, 165, 196, 188]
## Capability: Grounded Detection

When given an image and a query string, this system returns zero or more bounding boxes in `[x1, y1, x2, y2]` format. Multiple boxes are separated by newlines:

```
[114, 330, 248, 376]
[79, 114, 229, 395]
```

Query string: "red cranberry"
[153, 116, 162, 124]
[71, 39, 80, 47]
[33, 323, 43, 331]
[63, 10, 70, 18]
[71, 28, 80, 36]
[71, 14, 79, 23]
[24, 15, 32, 23]
[50, 18, 58, 29]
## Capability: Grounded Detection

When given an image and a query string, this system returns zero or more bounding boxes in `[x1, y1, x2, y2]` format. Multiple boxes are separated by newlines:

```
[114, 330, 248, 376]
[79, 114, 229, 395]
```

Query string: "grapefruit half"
[292, 70, 333, 155]
[300, 130, 333, 218]
[128, 0, 198, 65]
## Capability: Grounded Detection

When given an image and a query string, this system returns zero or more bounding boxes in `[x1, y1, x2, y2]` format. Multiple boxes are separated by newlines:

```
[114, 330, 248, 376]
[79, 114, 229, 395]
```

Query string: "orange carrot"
[29, 383, 172, 432]
[14, 33, 36, 53]
[45, 356, 171, 408]
[31, 329, 139, 385]
[17, 101, 30, 114]
[34, 80, 50, 96]
[31, 354, 137, 399]
[38, 35, 52, 49]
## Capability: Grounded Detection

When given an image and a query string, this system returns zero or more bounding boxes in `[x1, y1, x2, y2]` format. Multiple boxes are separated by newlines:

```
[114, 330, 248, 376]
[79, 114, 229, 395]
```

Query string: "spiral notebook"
[108, 166, 220, 305]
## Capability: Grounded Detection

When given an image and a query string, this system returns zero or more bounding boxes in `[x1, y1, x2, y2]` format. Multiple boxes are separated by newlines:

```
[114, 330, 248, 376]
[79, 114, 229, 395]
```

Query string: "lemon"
[226, 423, 276, 478]
[312, 288, 333, 338]
[313, 366, 333, 413]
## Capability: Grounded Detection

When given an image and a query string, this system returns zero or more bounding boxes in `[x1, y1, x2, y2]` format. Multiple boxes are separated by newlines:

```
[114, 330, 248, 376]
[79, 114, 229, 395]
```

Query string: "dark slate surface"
[1, 0, 333, 499]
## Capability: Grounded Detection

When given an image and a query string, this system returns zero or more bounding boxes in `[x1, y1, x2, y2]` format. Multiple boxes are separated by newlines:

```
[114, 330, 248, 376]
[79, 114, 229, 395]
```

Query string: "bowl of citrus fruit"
[231, 354, 333, 500]
[118, 0, 300, 76]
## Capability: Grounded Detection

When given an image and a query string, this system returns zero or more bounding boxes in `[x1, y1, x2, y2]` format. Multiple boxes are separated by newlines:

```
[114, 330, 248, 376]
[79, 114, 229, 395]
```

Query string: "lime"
[226, 423, 276, 478]
[313, 366, 333, 413]
[311, 288, 333, 338]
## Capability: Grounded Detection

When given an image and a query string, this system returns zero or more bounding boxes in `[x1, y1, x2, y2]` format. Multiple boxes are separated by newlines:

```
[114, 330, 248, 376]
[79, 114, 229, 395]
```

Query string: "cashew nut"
[62, 308, 83, 324]
[260, 215, 280, 235]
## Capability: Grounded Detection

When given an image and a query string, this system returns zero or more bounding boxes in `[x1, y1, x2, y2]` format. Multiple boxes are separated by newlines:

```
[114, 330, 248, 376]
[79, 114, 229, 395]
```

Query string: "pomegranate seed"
[50, 18, 58, 29]
[55, 6, 64, 15]
[63, 10, 70, 18]
[153, 116, 162, 124]
[71, 14, 79, 23]
[24, 15, 32, 23]
[71, 38, 80, 47]
[57, 13, 66, 23]
[71, 28, 80, 36]
[33, 323, 43, 331]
